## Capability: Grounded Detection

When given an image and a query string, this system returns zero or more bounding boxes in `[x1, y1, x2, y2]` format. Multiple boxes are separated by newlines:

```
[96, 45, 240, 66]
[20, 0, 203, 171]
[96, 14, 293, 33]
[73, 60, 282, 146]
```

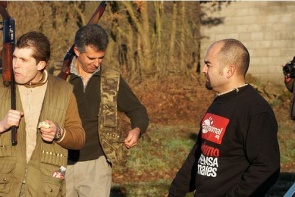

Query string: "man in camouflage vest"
[65, 24, 149, 197]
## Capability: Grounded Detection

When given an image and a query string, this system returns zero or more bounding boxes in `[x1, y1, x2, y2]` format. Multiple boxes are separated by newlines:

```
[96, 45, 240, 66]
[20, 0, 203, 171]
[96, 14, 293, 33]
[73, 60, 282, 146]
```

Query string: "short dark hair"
[74, 24, 108, 53]
[16, 31, 51, 63]
[218, 39, 250, 76]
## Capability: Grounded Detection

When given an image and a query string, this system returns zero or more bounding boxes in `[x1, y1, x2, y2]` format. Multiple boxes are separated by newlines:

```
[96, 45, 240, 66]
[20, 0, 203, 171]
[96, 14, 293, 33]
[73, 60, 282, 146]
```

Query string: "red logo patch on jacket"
[201, 113, 229, 144]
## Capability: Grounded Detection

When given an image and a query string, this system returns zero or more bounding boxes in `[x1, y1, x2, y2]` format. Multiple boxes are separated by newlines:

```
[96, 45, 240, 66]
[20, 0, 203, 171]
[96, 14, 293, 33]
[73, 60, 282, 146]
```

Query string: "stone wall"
[200, 1, 295, 85]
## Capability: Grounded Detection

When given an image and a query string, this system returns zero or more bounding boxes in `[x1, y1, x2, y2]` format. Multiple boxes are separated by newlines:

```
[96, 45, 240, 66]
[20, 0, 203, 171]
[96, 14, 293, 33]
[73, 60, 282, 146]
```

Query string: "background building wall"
[200, 1, 295, 85]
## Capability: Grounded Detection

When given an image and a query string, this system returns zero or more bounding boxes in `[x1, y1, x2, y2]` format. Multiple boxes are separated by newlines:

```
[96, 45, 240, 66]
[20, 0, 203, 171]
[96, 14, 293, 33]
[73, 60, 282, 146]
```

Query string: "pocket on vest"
[0, 160, 16, 194]
[40, 149, 67, 197]
[40, 165, 65, 197]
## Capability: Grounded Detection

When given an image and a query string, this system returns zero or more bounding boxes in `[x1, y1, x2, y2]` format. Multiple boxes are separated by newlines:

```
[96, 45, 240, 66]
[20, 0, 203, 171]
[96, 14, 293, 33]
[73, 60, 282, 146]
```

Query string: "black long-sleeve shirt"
[68, 66, 149, 161]
[284, 78, 295, 119]
[169, 84, 280, 197]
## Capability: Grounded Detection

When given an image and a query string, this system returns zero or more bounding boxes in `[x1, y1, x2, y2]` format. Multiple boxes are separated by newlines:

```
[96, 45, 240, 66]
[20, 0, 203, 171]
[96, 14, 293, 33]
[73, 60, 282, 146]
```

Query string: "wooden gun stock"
[2, 42, 12, 86]
[0, 2, 17, 146]
[88, 1, 106, 25]
[57, 1, 107, 80]
[57, 45, 74, 80]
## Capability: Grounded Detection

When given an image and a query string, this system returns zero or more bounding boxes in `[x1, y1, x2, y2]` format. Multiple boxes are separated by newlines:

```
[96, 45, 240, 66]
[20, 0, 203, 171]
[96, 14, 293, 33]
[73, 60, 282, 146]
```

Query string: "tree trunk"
[153, 1, 164, 77]
[168, 1, 178, 74]
[180, 1, 186, 72]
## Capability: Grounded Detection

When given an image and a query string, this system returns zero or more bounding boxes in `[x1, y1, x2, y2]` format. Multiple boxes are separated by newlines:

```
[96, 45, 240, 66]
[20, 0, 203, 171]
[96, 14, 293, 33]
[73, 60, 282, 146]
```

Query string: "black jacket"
[169, 85, 280, 197]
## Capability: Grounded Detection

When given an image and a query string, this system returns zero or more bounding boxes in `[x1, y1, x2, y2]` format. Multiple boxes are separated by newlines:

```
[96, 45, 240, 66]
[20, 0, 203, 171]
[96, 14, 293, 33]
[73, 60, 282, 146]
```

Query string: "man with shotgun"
[64, 23, 149, 197]
[0, 31, 86, 196]
[54, 1, 148, 196]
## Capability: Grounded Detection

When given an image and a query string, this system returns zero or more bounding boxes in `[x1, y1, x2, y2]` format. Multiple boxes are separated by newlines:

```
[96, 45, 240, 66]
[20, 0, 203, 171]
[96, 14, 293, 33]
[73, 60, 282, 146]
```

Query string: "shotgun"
[57, 1, 107, 80]
[0, 1, 17, 145]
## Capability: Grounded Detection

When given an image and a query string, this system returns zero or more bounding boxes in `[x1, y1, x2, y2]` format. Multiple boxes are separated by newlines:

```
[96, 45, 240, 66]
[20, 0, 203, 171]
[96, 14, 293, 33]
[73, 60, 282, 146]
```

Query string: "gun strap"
[98, 66, 127, 165]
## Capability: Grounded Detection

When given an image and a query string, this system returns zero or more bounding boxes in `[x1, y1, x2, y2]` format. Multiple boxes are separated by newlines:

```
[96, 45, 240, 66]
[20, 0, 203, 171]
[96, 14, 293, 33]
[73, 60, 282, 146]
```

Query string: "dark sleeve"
[226, 112, 280, 197]
[169, 134, 201, 197]
[117, 76, 149, 133]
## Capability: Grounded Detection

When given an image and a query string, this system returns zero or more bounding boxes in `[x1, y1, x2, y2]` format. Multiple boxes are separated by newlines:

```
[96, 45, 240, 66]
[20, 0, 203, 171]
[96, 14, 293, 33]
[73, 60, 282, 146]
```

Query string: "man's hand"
[38, 120, 63, 142]
[124, 127, 141, 149]
[0, 110, 23, 133]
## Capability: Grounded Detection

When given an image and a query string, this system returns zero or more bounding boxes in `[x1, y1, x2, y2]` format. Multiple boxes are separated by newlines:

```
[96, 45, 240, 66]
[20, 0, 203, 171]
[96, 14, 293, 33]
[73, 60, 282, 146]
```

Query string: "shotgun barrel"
[57, 1, 107, 80]
[0, 2, 17, 145]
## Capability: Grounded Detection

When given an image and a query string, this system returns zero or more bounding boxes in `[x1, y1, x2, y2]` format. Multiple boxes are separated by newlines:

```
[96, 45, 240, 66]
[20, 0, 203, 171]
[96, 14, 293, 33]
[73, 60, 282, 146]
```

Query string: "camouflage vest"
[98, 66, 127, 166]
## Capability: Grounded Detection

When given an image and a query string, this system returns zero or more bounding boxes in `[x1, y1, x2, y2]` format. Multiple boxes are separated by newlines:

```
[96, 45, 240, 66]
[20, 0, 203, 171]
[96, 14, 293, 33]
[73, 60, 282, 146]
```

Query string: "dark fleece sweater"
[169, 84, 280, 197]
[68, 66, 149, 161]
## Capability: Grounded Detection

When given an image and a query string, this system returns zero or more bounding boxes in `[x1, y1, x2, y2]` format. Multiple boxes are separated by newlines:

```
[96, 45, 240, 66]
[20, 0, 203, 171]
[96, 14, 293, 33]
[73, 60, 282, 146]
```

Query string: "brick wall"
[200, 1, 295, 85]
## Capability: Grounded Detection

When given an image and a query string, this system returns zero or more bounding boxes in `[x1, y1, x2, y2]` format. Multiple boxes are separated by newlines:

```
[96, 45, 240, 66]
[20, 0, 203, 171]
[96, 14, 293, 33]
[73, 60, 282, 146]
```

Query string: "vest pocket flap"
[43, 177, 62, 196]
[0, 173, 11, 184]
[0, 161, 15, 174]
[0, 173, 12, 194]
[0, 161, 15, 194]
[40, 165, 64, 196]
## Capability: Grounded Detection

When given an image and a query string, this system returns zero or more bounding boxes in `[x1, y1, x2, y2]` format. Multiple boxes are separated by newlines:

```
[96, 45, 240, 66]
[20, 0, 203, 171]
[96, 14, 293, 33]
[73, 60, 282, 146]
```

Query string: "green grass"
[278, 122, 295, 164]
[126, 124, 196, 171]
[111, 123, 295, 196]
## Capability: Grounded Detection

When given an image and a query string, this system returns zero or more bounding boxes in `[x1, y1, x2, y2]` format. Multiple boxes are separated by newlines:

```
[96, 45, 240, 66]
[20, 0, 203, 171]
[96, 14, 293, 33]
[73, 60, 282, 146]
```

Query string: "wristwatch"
[54, 124, 62, 141]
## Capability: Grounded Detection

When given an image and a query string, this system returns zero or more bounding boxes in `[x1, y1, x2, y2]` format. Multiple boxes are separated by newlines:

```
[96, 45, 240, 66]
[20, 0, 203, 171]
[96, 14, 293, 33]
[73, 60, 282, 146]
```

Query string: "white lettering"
[197, 165, 217, 177]
[202, 124, 223, 135]
[197, 153, 218, 177]
[198, 154, 218, 167]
